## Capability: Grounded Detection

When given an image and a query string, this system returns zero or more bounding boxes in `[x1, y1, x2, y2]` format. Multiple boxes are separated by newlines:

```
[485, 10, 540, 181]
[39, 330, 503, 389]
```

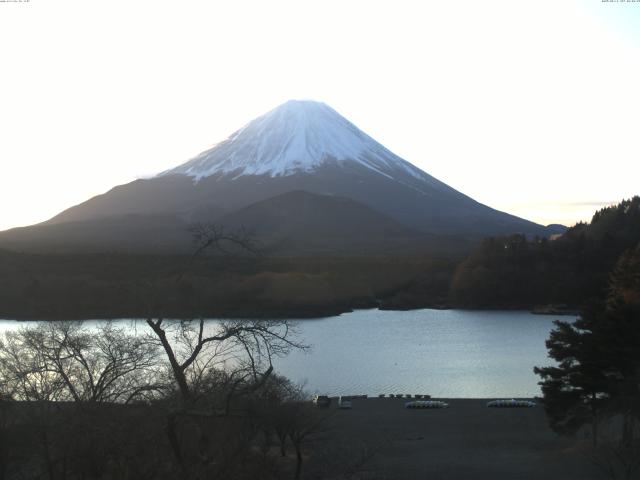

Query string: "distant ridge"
[216, 190, 425, 255]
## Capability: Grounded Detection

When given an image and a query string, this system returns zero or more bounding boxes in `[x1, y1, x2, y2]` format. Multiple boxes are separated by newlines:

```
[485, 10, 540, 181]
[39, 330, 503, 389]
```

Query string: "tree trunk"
[276, 430, 287, 457]
[165, 412, 186, 474]
[146, 320, 191, 402]
[294, 443, 303, 480]
[224, 387, 236, 416]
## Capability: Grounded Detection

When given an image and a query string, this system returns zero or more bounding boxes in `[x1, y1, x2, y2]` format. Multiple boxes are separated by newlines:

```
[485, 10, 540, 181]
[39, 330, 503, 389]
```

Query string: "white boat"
[486, 399, 536, 408]
[338, 396, 352, 409]
[405, 400, 449, 409]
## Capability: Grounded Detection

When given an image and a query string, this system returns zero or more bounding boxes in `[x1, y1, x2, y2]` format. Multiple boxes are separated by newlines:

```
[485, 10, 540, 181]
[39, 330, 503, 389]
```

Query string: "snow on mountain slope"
[159, 100, 431, 183]
[15, 98, 552, 247]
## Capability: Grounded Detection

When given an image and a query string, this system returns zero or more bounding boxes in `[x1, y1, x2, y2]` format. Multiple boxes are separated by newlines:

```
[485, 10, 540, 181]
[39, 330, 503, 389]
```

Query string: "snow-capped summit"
[160, 100, 427, 181]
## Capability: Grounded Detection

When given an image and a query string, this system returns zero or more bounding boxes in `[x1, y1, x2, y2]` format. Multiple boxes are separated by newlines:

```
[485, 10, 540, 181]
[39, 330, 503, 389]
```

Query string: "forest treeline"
[450, 197, 640, 309]
[0, 250, 456, 320]
[1, 197, 639, 319]
[533, 231, 640, 478]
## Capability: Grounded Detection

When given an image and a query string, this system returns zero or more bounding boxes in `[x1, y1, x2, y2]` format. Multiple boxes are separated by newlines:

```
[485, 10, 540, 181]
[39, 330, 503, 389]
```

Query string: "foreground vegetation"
[534, 242, 640, 479]
[0, 318, 357, 479]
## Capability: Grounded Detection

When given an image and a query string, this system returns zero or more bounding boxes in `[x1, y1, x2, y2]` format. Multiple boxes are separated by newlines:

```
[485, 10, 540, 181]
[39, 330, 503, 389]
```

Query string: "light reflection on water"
[271, 309, 565, 398]
[0, 309, 569, 398]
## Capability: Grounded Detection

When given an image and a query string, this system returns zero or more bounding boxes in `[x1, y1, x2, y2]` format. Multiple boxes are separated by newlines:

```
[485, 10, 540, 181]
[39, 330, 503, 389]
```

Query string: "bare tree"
[145, 318, 305, 406]
[0, 330, 66, 402]
[146, 224, 305, 406]
[141, 224, 308, 479]
[189, 223, 259, 259]
[0, 322, 162, 404]
[286, 402, 331, 480]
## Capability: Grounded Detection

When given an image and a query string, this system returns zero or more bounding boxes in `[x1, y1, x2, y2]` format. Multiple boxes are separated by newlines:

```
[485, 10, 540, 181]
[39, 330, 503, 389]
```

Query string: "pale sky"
[1, 0, 639, 231]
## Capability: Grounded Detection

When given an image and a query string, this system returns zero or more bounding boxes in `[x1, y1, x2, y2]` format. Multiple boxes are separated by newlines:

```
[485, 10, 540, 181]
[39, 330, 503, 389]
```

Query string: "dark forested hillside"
[3, 198, 637, 319]
[450, 197, 640, 309]
[0, 251, 457, 320]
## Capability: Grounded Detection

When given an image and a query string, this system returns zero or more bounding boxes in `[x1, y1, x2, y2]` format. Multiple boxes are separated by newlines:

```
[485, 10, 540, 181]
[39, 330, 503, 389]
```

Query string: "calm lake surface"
[0, 309, 569, 398]
[272, 309, 565, 398]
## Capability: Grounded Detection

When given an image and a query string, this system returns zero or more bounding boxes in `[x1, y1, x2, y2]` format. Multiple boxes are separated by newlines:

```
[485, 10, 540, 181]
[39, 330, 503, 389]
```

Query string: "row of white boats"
[405, 399, 537, 409]
[314, 395, 537, 409]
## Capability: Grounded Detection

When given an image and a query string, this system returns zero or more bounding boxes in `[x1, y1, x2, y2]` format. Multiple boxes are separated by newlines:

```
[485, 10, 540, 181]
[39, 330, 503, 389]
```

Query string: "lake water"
[272, 309, 564, 398]
[0, 309, 568, 398]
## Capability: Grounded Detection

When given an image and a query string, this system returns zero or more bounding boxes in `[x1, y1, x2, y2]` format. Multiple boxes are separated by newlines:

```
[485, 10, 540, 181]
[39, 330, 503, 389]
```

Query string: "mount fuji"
[0, 100, 560, 254]
[160, 100, 434, 182]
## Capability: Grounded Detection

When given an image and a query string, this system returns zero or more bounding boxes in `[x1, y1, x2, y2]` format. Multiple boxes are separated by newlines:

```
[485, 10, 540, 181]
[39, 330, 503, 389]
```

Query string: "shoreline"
[0, 305, 580, 322]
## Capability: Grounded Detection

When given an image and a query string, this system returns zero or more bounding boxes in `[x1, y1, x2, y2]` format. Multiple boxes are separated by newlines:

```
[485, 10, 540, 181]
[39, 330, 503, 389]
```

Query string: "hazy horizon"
[1, 0, 639, 231]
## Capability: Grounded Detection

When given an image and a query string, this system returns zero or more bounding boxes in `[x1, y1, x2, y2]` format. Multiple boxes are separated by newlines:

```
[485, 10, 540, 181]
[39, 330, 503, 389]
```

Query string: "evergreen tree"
[598, 245, 640, 446]
[534, 301, 612, 445]
[535, 243, 640, 445]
